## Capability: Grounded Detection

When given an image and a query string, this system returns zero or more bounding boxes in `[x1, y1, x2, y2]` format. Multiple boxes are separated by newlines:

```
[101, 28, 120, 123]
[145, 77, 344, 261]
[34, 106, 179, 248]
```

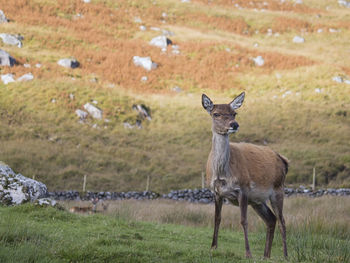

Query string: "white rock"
[0, 10, 8, 23]
[92, 100, 98, 104]
[83, 0, 91, 3]
[344, 79, 350, 85]
[140, 25, 147, 31]
[315, 88, 321, 93]
[338, 0, 350, 8]
[0, 33, 23, 48]
[23, 63, 31, 68]
[75, 109, 88, 120]
[1, 73, 15, 84]
[141, 76, 148, 82]
[329, 28, 339, 33]
[84, 103, 103, 119]
[0, 163, 48, 205]
[149, 35, 172, 49]
[317, 28, 323, 33]
[35, 63, 42, 68]
[332, 76, 343, 83]
[57, 58, 79, 68]
[0, 49, 16, 66]
[181, 0, 191, 2]
[293, 36, 305, 43]
[150, 27, 161, 31]
[253, 56, 264, 66]
[295, 0, 303, 4]
[17, 73, 34, 82]
[134, 17, 142, 23]
[133, 56, 157, 71]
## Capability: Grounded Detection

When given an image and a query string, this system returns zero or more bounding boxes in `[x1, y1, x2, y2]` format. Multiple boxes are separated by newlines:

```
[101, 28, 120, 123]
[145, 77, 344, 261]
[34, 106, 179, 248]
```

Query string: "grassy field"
[1, 196, 349, 262]
[0, 0, 349, 192]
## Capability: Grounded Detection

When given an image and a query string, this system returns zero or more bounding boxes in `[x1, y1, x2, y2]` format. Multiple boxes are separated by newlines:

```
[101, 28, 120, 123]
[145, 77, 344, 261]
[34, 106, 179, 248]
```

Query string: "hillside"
[0, 0, 349, 192]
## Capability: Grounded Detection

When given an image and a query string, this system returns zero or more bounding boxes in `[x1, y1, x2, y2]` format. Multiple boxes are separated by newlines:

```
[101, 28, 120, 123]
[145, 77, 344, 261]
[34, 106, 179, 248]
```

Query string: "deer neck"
[211, 132, 231, 178]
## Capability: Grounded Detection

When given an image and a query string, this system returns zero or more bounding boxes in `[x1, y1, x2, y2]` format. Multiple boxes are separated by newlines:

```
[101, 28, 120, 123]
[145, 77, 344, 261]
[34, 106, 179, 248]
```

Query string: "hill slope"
[0, 0, 349, 192]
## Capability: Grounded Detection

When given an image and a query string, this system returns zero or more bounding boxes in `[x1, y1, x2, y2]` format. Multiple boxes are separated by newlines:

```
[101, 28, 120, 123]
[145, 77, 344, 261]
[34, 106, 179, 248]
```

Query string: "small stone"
[69, 93, 74, 100]
[293, 36, 305, 43]
[139, 25, 147, 31]
[84, 103, 103, 119]
[329, 28, 339, 33]
[134, 17, 142, 23]
[171, 86, 182, 93]
[253, 56, 264, 66]
[75, 109, 88, 120]
[23, 63, 31, 68]
[332, 76, 343, 83]
[51, 99, 56, 103]
[0, 49, 16, 67]
[1, 73, 15, 84]
[57, 58, 79, 68]
[17, 73, 34, 82]
[133, 56, 157, 71]
[315, 88, 321, 93]
[0, 10, 8, 23]
[35, 63, 42, 68]
[149, 35, 172, 49]
[0, 34, 23, 48]
[317, 28, 323, 33]
[141, 76, 148, 82]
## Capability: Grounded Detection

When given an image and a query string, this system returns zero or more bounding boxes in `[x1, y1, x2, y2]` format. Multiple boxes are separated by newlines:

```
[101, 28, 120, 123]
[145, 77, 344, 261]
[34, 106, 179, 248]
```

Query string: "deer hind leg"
[239, 193, 252, 258]
[270, 190, 288, 259]
[251, 202, 276, 258]
[211, 195, 223, 249]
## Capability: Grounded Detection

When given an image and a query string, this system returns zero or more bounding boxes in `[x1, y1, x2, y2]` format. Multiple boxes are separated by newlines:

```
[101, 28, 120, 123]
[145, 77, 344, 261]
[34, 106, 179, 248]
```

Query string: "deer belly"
[247, 187, 273, 204]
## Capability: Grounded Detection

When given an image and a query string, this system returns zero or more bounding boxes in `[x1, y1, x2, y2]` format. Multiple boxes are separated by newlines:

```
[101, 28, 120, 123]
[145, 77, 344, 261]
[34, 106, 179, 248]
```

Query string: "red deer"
[202, 92, 288, 259]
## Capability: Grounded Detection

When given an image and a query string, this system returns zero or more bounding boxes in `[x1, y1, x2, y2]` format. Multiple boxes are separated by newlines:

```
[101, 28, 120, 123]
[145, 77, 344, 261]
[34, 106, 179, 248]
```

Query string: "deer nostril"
[231, 122, 239, 130]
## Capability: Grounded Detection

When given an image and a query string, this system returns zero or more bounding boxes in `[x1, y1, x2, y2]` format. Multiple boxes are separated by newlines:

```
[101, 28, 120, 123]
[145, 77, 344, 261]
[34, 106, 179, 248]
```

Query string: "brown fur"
[202, 92, 288, 259]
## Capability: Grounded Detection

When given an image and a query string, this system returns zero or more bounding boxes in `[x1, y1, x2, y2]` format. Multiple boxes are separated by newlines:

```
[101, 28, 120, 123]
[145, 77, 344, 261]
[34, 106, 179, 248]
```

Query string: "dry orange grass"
[193, 0, 321, 13]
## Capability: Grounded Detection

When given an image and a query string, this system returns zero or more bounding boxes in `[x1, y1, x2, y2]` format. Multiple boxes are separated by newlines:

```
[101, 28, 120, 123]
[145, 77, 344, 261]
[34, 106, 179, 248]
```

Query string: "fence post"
[83, 174, 87, 192]
[146, 175, 150, 191]
[201, 172, 205, 189]
[312, 167, 316, 191]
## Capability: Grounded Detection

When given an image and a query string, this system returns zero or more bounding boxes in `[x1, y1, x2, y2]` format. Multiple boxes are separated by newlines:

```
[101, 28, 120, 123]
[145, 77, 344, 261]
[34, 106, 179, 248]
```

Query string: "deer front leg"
[211, 194, 223, 249]
[239, 193, 252, 258]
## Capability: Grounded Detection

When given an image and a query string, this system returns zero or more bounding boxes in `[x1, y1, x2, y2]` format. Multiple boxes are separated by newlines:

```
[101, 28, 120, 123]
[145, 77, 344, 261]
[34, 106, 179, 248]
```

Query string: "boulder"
[17, 73, 34, 82]
[1, 73, 15, 84]
[0, 163, 48, 205]
[149, 35, 172, 49]
[0, 10, 8, 23]
[133, 56, 157, 71]
[57, 58, 80, 68]
[0, 49, 16, 67]
[338, 0, 350, 8]
[83, 103, 103, 119]
[0, 33, 23, 48]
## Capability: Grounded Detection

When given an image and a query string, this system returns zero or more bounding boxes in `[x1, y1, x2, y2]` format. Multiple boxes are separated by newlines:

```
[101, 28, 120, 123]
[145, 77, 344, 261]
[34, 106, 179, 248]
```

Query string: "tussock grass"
[1, 197, 349, 262]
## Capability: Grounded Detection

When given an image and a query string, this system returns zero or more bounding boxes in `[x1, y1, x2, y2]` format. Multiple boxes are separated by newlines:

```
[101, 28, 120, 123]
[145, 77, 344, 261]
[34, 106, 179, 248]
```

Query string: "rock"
[133, 56, 157, 71]
[83, 103, 103, 119]
[253, 56, 264, 66]
[139, 25, 147, 31]
[338, 0, 350, 8]
[83, 0, 91, 3]
[0, 10, 8, 23]
[0, 49, 16, 67]
[57, 58, 80, 69]
[35, 63, 42, 68]
[293, 36, 305, 43]
[0, 163, 48, 205]
[149, 35, 173, 49]
[75, 109, 88, 120]
[332, 76, 343, 83]
[34, 198, 59, 208]
[1, 73, 15, 84]
[0, 33, 23, 48]
[141, 76, 148, 82]
[171, 86, 182, 93]
[23, 63, 31, 68]
[329, 28, 339, 33]
[17, 73, 34, 82]
[132, 104, 151, 120]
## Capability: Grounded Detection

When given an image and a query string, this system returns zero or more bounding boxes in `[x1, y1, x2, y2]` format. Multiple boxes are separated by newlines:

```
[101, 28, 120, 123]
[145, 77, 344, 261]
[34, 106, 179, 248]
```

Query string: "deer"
[69, 198, 99, 214]
[202, 92, 288, 259]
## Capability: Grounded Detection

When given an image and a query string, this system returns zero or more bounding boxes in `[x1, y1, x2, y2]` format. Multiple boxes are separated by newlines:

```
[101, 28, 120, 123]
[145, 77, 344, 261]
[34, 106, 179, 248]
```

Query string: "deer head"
[202, 92, 245, 135]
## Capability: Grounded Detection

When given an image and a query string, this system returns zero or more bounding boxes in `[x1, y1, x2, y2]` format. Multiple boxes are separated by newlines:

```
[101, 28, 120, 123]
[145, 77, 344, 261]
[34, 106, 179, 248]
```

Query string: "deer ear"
[202, 94, 214, 113]
[230, 92, 245, 110]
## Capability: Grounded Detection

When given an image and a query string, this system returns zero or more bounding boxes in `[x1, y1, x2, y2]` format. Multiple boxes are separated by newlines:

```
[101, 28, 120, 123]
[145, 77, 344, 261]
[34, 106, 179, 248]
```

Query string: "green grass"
[0, 203, 349, 263]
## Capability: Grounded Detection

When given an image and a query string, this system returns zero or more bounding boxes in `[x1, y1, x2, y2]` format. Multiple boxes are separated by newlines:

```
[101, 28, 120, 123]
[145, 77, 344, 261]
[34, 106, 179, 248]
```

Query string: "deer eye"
[213, 113, 220, 117]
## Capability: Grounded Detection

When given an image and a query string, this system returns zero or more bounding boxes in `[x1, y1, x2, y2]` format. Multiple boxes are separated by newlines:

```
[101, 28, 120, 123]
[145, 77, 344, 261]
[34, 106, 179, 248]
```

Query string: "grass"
[0, 0, 349, 192]
[1, 196, 349, 262]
